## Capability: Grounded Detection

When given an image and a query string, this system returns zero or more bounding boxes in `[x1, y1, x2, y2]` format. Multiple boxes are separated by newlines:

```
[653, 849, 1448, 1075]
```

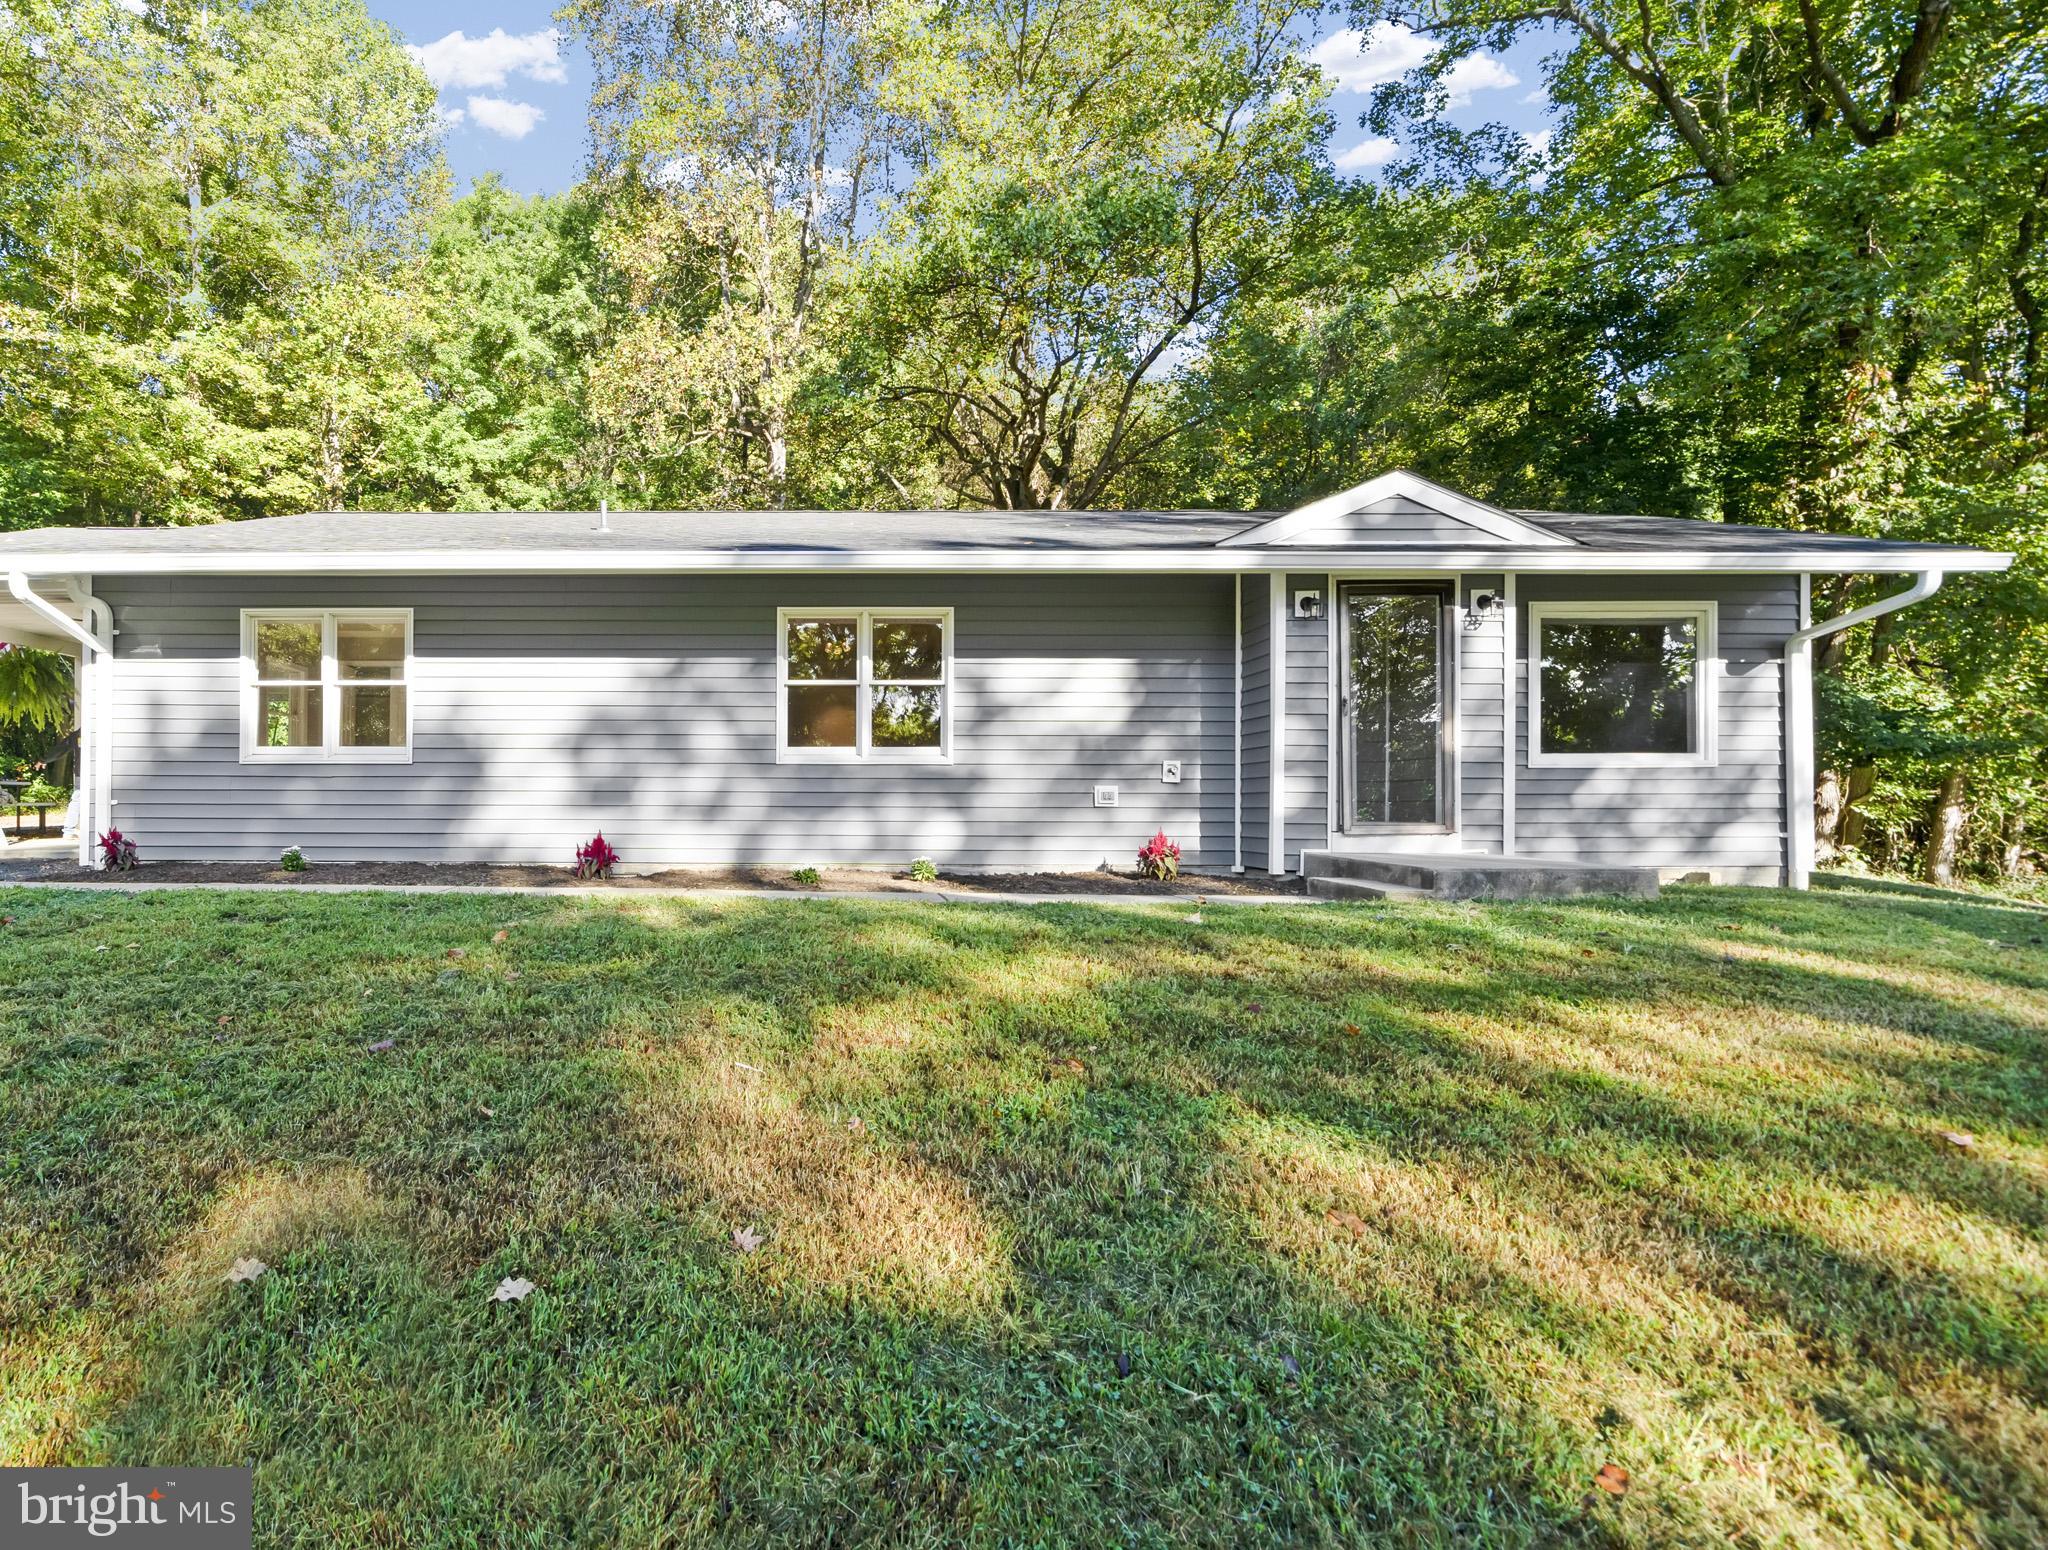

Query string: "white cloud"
[1333, 137, 1400, 172]
[1309, 24, 1433, 94]
[114, 0, 148, 14]
[464, 96, 545, 140]
[436, 105, 467, 130]
[1310, 24, 1521, 111]
[1521, 128, 1553, 157]
[1520, 88, 1550, 107]
[408, 28, 564, 91]
[1441, 54, 1519, 106]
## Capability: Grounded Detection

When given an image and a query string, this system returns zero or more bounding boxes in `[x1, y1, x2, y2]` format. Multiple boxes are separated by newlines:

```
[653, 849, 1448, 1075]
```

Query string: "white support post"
[1233, 573, 1243, 873]
[1782, 569, 1942, 890]
[1268, 572, 1286, 876]
[1501, 572, 1517, 857]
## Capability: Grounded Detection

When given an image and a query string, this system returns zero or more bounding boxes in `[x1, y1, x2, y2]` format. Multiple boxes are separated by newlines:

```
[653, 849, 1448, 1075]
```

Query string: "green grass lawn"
[1, 885, 2043, 1547]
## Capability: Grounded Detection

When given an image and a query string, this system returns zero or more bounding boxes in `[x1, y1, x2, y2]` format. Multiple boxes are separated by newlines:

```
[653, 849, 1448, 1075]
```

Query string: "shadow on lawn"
[2, 887, 2044, 1546]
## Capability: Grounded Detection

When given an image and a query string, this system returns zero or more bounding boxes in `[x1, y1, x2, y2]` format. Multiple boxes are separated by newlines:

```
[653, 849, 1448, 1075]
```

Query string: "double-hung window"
[1528, 602, 1716, 766]
[242, 610, 412, 762]
[778, 609, 950, 760]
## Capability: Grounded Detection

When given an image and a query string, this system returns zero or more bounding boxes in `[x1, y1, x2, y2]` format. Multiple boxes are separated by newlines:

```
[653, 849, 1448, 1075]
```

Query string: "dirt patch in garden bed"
[14, 859, 1304, 897]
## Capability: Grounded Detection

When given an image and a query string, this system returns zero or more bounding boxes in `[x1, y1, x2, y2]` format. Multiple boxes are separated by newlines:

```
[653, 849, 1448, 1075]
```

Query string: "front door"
[1340, 584, 1451, 832]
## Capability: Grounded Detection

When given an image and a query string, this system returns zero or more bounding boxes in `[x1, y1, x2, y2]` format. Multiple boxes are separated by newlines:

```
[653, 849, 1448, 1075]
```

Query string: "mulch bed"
[13, 859, 1304, 897]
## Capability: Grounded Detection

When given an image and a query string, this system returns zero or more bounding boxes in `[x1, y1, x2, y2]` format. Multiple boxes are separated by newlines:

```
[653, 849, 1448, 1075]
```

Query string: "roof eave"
[2, 546, 2013, 577]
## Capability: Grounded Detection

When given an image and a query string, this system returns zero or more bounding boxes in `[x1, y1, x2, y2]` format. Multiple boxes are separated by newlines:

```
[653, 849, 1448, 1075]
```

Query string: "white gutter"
[0, 546, 2014, 579]
[8, 572, 106, 657]
[1783, 569, 1944, 889]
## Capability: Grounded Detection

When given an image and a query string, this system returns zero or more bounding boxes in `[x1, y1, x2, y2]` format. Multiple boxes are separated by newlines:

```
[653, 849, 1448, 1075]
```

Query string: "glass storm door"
[1341, 585, 1449, 831]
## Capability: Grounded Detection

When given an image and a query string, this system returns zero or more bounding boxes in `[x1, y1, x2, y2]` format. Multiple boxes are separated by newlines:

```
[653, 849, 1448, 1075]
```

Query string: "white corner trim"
[1233, 574, 1244, 873]
[1219, 470, 1574, 549]
[1526, 600, 1719, 768]
[1501, 572, 1517, 856]
[1268, 573, 1287, 875]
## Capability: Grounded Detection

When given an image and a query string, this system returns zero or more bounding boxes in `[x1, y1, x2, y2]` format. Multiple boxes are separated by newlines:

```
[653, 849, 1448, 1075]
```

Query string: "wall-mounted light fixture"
[1293, 588, 1324, 620]
[1463, 589, 1504, 630]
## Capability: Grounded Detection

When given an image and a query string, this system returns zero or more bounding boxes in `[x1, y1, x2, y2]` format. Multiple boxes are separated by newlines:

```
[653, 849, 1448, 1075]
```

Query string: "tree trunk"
[1814, 767, 1844, 863]
[2002, 807, 2027, 878]
[1921, 767, 1968, 886]
[1837, 764, 1878, 852]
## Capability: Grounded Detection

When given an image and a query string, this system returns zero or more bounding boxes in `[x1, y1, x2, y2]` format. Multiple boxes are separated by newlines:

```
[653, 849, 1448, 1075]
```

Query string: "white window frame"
[1527, 601, 1717, 768]
[240, 608, 415, 764]
[775, 607, 952, 763]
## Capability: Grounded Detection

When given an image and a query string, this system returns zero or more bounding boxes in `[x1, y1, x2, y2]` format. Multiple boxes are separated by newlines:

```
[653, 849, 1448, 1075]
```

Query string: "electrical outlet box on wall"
[1093, 785, 1119, 808]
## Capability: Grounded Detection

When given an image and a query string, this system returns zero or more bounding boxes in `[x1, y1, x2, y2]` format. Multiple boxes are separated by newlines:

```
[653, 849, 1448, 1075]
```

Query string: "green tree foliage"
[0, 0, 448, 525]
[852, 0, 1332, 509]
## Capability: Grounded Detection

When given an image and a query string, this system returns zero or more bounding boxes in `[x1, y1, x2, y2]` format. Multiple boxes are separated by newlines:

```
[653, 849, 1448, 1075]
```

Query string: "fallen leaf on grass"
[1245, 1001, 1265, 1014]
[1592, 1463, 1629, 1496]
[364, 1039, 395, 1054]
[502, 971, 521, 982]
[1341, 1022, 1361, 1036]
[224, 1257, 267, 1284]
[1325, 1209, 1368, 1236]
[1280, 1353, 1301, 1378]
[1053, 1057, 1086, 1076]
[478, 1104, 495, 1118]
[732, 1226, 764, 1254]
[445, 947, 467, 960]
[1, 916, 13, 926]
[1183, 912, 1204, 924]
[492, 930, 508, 943]
[846, 1115, 865, 1135]
[491, 1276, 536, 1302]
[216, 1015, 233, 1026]
[1940, 1130, 1977, 1150]
[1114, 1352, 1132, 1378]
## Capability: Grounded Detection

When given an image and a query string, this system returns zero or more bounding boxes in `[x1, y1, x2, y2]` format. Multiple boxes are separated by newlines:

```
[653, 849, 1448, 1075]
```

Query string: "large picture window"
[1529, 603, 1715, 765]
[241, 610, 412, 762]
[778, 609, 950, 760]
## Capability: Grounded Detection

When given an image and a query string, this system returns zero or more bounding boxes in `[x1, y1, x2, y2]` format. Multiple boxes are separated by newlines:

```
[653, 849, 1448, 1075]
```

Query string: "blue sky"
[366, 4, 1560, 197]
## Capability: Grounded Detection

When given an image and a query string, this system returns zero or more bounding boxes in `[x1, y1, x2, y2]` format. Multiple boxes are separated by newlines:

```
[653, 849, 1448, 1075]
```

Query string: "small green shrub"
[279, 845, 307, 872]
[792, 866, 822, 887]
[909, 857, 938, 882]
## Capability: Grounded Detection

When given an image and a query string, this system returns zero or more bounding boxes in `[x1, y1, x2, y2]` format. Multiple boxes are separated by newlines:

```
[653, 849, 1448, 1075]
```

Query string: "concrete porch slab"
[1303, 849, 1659, 902]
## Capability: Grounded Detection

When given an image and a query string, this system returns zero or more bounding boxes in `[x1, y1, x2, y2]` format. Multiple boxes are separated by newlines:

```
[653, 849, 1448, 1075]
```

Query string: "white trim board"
[0, 546, 2010, 578]
[1526, 601, 1719, 769]
[1220, 470, 1573, 549]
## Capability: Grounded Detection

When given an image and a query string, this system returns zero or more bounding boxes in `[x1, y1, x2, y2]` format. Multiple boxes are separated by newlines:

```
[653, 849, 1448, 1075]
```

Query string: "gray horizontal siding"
[1512, 574, 1794, 878]
[1283, 496, 1508, 548]
[1239, 579, 1270, 871]
[1282, 572, 1330, 871]
[103, 574, 1237, 868]
[1456, 574, 1506, 853]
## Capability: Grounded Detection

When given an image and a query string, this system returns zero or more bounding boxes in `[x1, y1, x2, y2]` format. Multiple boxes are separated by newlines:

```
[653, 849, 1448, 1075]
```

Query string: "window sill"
[239, 750, 416, 766]
[1526, 752, 1716, 769]
[775, 749, 951, 766]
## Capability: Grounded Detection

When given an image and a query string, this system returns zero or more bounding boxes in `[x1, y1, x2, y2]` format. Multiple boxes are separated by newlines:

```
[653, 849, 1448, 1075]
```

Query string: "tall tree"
[563, 0, 897, 506]
[0, 0, 447, 527]
[852, 0, 1331, 509]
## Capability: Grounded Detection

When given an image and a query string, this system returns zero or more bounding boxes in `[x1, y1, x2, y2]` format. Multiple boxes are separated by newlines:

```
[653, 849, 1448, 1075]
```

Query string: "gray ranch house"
[0, 472, 2011, 895]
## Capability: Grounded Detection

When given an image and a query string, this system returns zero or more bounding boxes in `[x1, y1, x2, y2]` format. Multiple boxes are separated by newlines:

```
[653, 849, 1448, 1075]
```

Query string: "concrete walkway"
[0, 877, 1328, 907]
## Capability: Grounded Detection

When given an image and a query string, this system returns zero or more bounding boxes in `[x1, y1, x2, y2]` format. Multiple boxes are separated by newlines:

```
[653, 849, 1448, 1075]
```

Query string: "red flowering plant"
[97, 827, 138, 871]
[1137, 829, 1180, 881]
[573, 831, 618, 880]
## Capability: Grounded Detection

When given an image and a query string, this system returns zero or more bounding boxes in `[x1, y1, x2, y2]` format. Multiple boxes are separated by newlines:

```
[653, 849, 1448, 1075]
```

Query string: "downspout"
[7, 574, 110, 866]
[1782, 569, 1943, 890]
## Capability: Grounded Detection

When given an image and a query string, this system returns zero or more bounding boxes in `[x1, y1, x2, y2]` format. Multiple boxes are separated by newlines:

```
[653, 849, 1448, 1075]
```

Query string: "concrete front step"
[1302, 849, 1659, 902]
[1306, 875, 1429, 903]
